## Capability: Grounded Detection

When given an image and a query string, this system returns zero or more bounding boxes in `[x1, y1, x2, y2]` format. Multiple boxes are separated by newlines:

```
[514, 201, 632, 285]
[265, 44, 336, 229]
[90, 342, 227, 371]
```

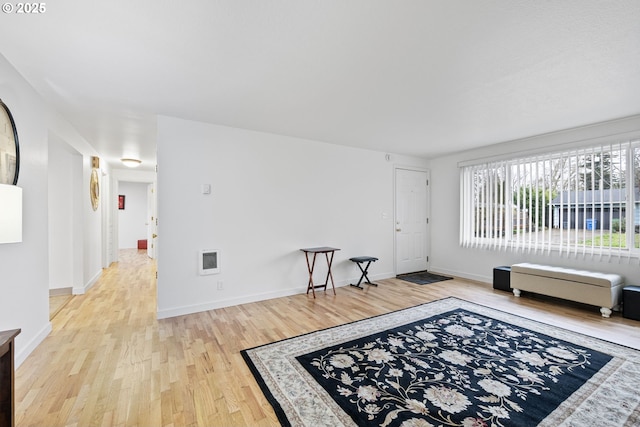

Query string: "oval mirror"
[0, 99, 19, 185]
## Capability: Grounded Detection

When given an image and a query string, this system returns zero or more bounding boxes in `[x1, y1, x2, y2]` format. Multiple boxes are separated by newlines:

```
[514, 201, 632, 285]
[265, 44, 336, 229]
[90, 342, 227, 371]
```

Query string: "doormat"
[396, 270, 453, 285]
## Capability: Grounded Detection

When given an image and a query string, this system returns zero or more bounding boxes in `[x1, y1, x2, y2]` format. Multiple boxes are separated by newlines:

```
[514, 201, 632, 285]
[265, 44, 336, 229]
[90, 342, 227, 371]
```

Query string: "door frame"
[146, 182, 157, 259]
[393, 165, 430, 275]
[109, 169, 157, 263]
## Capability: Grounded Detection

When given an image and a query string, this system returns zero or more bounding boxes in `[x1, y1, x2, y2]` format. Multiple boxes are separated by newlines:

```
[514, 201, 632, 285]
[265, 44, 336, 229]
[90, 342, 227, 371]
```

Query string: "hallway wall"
[0, 54, 51, 364]
[0, 53, 107, 365]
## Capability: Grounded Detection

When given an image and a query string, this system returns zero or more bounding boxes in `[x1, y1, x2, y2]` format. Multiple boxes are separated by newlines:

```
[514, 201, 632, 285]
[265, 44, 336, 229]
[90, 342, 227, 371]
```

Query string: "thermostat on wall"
[199, 249, 220, 275]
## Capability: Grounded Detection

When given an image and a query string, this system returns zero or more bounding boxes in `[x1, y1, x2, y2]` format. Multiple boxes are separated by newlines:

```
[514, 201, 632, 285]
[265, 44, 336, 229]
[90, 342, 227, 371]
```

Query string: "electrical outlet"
[217, 281, 224, 290]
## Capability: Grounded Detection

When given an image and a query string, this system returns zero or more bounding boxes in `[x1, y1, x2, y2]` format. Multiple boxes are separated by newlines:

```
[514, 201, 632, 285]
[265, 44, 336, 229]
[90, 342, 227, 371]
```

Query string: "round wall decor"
[0, 99, 20, 185]
[90, 168, 100, 211]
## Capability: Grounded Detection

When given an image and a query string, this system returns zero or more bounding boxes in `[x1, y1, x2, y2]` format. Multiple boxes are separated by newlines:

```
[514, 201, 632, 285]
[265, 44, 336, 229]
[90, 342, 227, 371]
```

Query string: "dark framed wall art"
[0, 98, 20, 185]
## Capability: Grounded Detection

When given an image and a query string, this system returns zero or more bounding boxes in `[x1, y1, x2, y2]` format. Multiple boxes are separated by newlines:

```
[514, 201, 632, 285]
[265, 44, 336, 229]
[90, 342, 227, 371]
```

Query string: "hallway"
[15, 249, 160, 426]
[16, 248, 285, 426]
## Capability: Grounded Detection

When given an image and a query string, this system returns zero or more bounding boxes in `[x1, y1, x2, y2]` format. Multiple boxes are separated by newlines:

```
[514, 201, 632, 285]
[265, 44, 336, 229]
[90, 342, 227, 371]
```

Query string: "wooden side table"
[0, 329, 20, 427]
[300, 247, 340, 298]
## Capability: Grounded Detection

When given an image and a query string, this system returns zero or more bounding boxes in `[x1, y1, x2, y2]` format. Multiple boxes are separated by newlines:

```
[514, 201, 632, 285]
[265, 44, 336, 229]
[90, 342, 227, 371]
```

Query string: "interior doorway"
[117, 180, 157, 259]
[110, 170, 157, 263]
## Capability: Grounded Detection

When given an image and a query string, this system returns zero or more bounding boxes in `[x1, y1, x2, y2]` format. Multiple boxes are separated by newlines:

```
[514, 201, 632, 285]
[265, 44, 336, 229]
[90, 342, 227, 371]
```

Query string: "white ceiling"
[1, 0, 639, 172]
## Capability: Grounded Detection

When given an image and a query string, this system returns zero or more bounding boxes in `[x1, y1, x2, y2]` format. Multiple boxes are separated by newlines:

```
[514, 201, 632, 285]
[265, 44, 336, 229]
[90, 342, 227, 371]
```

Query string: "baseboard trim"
[157, 272, 396, 320]
[49, 287, 72, 297]
[15, 321, 52, 368]
[157, 286, 309, 319]
[73, 269, 102, 295]
[428, 266, 491, 284]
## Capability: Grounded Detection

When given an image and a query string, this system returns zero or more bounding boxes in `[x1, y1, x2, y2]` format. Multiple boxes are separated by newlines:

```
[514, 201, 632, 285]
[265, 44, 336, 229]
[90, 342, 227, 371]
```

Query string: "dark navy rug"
[242, 298, 640, 427]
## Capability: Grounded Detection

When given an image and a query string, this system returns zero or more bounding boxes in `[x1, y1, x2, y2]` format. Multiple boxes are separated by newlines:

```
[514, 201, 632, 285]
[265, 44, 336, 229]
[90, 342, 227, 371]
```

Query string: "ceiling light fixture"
[121, 158, 142, 168]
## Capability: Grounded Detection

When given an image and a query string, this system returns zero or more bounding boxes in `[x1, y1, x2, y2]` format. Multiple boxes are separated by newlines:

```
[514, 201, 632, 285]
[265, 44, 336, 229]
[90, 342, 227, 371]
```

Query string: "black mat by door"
[396, 270, 453, 285]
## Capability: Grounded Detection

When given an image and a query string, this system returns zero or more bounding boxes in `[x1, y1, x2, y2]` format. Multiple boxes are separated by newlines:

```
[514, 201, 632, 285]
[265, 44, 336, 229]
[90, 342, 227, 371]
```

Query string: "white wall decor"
[0, 184, 21, 243]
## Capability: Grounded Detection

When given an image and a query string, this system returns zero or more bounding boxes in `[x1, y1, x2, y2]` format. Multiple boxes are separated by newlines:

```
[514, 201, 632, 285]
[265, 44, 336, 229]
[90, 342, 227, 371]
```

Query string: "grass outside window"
[581, 233, 640, 248]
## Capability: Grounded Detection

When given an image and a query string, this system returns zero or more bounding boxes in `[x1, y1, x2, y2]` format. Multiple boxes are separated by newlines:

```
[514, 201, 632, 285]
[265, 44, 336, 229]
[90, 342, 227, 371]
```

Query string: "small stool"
[349, 256, 378, 289]
[623, 286, 640, 321]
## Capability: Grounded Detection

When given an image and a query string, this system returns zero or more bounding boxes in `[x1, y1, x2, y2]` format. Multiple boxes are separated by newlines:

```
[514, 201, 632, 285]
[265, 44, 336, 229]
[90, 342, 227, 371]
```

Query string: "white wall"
[81, 157, 103, 290]
[0, 54, 52, 365]
[118, 181, 148, 249]
[429, 115, 640, 285]
[156, 116, 428, 318]
[48, 135, 82, 291]
[0, 53, 108, 365]
[47, 112, 106, 293]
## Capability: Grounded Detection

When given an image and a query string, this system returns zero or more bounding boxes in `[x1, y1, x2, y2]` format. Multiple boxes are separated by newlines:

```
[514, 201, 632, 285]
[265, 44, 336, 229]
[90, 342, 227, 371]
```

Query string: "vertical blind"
[460, 140, 640, 260]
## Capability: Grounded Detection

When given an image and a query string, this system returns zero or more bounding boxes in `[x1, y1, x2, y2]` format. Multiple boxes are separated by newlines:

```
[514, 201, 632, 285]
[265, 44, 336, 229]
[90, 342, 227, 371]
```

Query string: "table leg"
[305, 252, 317, 298]
[325, 251, 336, 295]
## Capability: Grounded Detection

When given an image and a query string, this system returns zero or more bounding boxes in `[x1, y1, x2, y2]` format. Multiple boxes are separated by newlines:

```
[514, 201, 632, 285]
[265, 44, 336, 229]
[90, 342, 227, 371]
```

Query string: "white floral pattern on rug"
[242, 298, 640, 427]
[297, 309, 608, 427]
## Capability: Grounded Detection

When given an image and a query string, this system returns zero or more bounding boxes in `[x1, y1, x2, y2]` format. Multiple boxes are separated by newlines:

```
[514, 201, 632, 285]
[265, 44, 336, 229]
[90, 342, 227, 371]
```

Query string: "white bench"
[510, 263, 624, 318]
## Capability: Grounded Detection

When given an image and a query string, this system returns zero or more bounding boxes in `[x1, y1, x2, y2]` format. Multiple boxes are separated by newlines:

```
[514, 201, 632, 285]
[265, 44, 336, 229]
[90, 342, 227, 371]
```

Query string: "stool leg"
[361, 261, 378, 287]
[350, 261, 378, 289]
[350, 262, 366, 289]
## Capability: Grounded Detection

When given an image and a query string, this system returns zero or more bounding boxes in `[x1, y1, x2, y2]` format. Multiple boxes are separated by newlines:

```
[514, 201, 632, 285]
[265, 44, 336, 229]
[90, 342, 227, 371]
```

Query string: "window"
[460, 139, 640, 259]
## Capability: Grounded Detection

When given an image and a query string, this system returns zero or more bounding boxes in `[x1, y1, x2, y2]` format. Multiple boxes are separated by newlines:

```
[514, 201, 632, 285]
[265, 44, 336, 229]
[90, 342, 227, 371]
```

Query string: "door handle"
[396, 228, 401, 232]
[152, 233, 158, 238]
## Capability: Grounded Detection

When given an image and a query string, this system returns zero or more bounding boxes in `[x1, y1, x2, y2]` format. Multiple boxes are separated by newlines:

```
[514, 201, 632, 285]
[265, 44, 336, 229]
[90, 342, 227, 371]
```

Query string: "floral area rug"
[241, 297, 640, 427]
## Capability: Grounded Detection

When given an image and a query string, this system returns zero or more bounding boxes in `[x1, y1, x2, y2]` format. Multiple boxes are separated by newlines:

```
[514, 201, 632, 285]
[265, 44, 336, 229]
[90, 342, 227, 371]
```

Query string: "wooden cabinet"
[0, 329, 20, 427]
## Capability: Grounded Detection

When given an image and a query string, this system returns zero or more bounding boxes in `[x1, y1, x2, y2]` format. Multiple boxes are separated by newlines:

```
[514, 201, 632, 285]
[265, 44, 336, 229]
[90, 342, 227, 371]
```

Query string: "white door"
[146, 182, 157, 259]
[395, 168, 429, 275]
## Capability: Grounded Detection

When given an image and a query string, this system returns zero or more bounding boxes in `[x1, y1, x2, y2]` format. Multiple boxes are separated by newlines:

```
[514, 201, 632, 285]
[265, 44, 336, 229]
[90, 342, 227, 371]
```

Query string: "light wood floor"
[15, 249, 640, 426]
[49, 294, 73, 321]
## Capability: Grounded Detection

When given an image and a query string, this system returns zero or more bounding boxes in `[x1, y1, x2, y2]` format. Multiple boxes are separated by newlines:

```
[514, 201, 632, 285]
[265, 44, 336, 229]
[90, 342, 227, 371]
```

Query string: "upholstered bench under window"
[511, 263, 624, 318]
